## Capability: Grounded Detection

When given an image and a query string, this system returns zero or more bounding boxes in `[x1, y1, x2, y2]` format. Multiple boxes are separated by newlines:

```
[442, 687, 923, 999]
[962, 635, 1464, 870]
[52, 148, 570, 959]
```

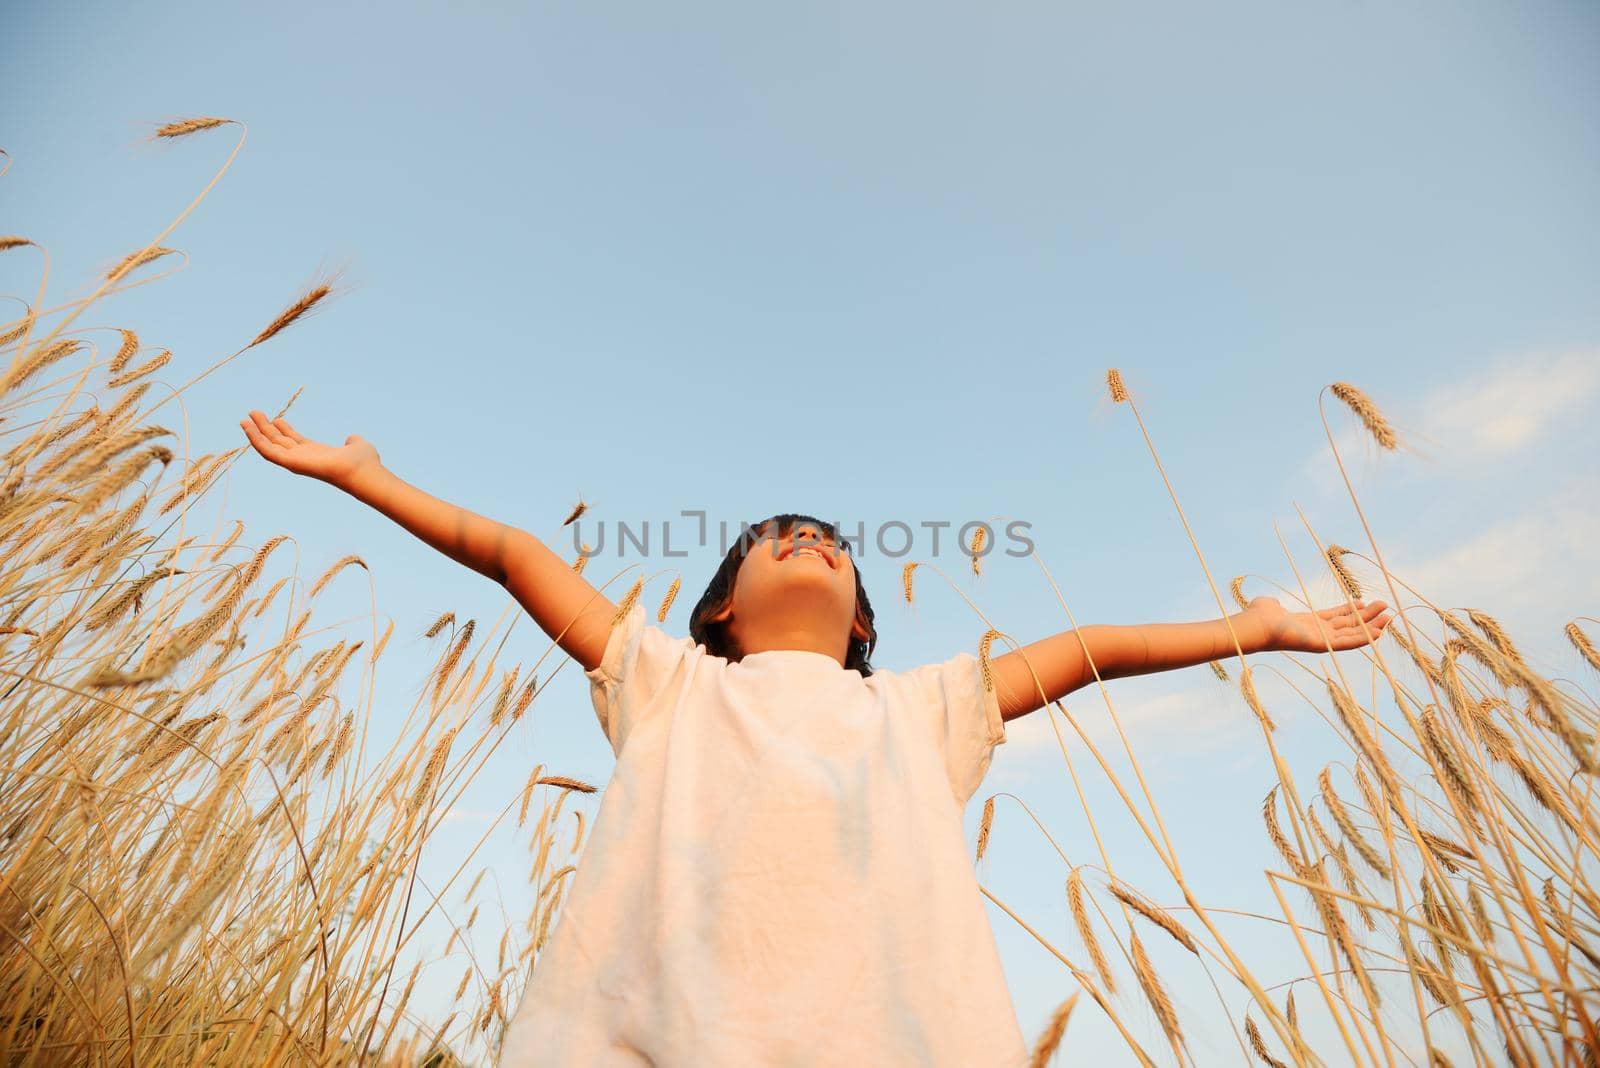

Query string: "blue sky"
[4, 1, 1598, 1062]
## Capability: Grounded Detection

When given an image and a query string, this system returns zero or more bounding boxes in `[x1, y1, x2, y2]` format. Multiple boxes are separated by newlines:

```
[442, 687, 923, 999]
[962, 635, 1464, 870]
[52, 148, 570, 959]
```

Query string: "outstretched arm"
[239, 410, 616, 671]
[987, 596, 1393, 721]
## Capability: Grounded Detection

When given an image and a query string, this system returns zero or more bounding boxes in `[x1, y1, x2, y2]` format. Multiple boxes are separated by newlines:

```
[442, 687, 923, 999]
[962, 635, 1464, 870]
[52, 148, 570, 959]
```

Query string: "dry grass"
[0, 130, 585, 1067]
[957, 370, 1600, 1064]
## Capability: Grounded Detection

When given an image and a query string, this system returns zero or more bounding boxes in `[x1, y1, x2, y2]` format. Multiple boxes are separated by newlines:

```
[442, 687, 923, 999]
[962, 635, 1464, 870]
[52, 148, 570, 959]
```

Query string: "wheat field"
[2, 120, 1598, 1066]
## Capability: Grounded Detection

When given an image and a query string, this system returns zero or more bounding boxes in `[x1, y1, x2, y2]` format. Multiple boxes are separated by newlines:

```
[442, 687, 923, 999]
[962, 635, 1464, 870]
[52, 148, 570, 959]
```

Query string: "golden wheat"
[106, 348, 172, 389]
[1130, 933, 1183, 1051]
[1467, 608, 1527, 669]
[1318, 768, 1390, 879]
[489, 668, 519, 728]
[657, 576, 681, 622]
[0, 338, 81, 394]
[250, 282, 331, 347]
[612, 577, 644, 626]
[1325, 543, 1361, 600]
[979, 628, 998, 692]
[109, 327, 139, 373]
[976, 795, 995, 862]
[1027, 993, 1078, 1068]
[1244, 1015, 1288, 1068]
[1238, 665, 1276, 732]
[106, 245, 176, 280]
[1067, 869, 1115, 995]
[410, 727, 458, 814]
[510, 675, 537, 721]
[1329, 381, 1398, 450]
[154, 116, 231, 138]
[1109, 881, 1197, 954]
[533, 775, 598, 794]
[432, 619, 475, 705]
[1567, 621, 1600, 672]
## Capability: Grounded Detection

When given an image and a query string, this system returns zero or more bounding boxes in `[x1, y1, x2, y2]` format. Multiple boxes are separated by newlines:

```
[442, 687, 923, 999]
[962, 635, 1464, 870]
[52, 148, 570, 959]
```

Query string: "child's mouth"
[785, 545, 834, 567]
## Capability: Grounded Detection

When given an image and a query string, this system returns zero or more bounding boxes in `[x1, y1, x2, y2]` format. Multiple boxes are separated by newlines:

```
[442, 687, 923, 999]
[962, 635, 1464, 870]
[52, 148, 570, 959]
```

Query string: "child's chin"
[761, 572, 848, 608]
[772, 567, 841, 590]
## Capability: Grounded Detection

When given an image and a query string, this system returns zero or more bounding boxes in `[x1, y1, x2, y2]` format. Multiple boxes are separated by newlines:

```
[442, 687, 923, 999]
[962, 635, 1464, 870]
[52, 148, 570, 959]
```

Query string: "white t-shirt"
[499, 604, 1027, 1067]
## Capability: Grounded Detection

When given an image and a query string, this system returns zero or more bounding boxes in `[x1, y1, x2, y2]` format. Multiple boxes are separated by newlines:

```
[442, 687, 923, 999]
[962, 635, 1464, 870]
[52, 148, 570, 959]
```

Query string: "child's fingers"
[241, 416, 277, 452]
[248, 410, 294, 448]
[272, 417, 308, 444]
[245, 410, 275, 439]
[239, 417, 278, 458]
[241, 414, 294, 464]
[1319, 599, 1387, 622]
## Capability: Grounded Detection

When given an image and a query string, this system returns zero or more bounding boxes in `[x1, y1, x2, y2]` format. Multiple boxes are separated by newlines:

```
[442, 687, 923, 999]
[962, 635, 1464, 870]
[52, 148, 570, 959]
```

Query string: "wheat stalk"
[976, 796, 995, 862]
[1106, 368, 1128, 403]
[1110, 881, 1198, 954]
[1566, 621, 1600, 672]
[154, 117, 231, 138]
[1244, 1015, 1288, 1068]
[249, 283, 331, 347]
[656, 576, 681, 622]
[1027, 993, 1078, 1068]
[1067, 870, 1115, 995]
[1130, 933, 1183, 1052]
[533, 775, 598, 794]
[1325, 544, 1361, 600]
[612, 578, 644, 627]
[410, 727, 457, 814]
[1329, 381, 1398, 450]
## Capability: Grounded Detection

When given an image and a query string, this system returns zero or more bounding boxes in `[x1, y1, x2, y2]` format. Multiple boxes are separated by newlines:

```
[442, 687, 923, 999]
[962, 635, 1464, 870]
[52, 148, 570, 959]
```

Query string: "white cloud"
[992, 676, 1266, 783]
[1295, 346, 1600, 493]
[1380, 495, 1600, 633]
[1422, 348, 1600, 456]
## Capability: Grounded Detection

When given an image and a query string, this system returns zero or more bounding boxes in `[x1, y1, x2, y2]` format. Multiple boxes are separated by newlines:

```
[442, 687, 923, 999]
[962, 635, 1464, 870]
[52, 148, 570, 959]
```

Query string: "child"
[239, 410, 1393, 1066]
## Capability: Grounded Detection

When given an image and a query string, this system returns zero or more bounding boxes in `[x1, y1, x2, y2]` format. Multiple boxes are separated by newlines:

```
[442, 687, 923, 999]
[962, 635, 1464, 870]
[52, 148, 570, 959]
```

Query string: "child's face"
[716, 521, 870, 656]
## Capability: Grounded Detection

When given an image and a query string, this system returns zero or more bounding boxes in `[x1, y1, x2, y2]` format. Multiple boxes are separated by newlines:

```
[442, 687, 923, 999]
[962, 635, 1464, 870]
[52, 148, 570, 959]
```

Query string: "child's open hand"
[1247, 595, 1393, 654]
[239, 410, 380, 489]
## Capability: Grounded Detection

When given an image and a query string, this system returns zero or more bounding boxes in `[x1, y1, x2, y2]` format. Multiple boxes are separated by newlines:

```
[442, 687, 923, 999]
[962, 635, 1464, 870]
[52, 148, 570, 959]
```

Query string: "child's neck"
[733, 621, 849, 666]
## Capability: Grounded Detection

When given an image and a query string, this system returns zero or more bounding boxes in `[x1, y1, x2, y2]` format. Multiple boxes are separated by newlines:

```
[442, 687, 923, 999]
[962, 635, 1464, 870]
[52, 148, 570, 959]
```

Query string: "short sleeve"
[585, 603, 695, 757]
[882, 651, 1008, 806]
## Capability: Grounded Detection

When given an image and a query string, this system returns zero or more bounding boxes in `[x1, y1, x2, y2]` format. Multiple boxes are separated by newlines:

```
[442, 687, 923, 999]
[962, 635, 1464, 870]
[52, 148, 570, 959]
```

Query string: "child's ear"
[850, 611, 872, 643]
[705, 601, 734, 625]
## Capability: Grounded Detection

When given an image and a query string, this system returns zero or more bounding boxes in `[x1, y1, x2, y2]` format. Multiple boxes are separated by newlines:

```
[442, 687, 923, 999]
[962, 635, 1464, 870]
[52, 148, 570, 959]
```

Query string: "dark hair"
[688, 514, 877, 676]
